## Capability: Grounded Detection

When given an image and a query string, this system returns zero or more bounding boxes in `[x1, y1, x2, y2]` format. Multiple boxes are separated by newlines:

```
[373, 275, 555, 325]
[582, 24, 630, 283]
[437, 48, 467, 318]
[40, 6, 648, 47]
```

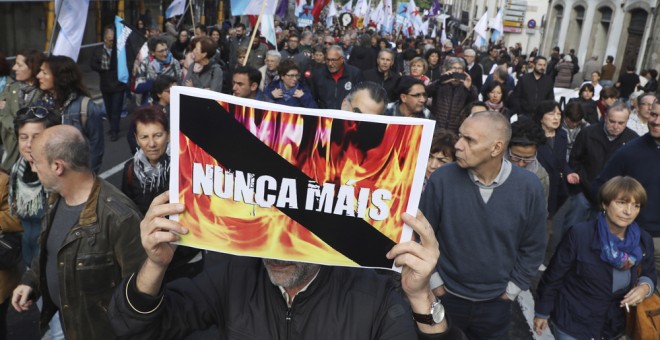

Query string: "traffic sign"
[528, 19, 537, 29]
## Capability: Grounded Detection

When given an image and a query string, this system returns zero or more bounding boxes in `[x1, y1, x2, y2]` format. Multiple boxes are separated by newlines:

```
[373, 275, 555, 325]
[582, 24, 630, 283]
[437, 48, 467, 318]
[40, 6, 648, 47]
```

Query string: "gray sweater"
[420, 163, 547, 300]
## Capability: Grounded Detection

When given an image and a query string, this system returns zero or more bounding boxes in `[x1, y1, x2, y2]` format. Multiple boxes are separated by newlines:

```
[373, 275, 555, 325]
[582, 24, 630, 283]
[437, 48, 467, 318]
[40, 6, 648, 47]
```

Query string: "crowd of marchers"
[0, 15, 659, 340]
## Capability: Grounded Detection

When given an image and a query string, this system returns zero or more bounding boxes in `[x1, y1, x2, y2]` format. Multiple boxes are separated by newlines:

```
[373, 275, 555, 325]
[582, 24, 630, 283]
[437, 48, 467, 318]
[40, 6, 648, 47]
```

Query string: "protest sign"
[170, 87, 435, 270]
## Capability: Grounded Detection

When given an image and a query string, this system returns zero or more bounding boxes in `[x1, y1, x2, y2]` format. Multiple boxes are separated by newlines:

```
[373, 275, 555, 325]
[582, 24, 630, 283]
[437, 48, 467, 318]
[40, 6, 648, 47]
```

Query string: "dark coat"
[362, 69, 401, 103]
[107, 256, 454, 340]
[512, 72, 555, 116]
[311, 64, 363, 110]
[537, 128, 571, 214]
[348, 45, 377, 71]
[263, 80, 318, 108]
[427, 81, 478, 133]
[90, 45, 127, 94]
[569, 123, 639, 204]
[568, 97, 598, 124]
[536, 220, 657, 339]
[466, 63, 484, 93]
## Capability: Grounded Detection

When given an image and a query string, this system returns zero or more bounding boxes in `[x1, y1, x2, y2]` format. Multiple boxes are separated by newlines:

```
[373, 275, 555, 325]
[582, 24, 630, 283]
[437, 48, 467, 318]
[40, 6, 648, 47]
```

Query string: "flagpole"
[48, 0, 66, 56]
[243, 0, 268, 66]
[176, 0, 191, 30]
[190, 0, 196, 33]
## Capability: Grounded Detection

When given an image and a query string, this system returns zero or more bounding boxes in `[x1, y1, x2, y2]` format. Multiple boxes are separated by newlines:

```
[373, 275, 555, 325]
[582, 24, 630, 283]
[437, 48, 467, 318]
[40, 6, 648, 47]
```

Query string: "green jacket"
[22, 177, 146, 340]
[0, 81, 43, 170]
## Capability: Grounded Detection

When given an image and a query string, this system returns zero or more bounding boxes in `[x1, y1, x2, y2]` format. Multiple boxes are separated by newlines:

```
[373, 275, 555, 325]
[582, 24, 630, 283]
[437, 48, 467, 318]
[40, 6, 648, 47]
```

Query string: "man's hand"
[137, 191, 188, 295]
[567, 173, 580, 185]
[432, 285, 446, 297]
[141, 191, 187, 268]
[387, 210, 440, 301]
[387, 210, 444, 334]
[11, 285, 34, 312]
[533, 317, 548, 336]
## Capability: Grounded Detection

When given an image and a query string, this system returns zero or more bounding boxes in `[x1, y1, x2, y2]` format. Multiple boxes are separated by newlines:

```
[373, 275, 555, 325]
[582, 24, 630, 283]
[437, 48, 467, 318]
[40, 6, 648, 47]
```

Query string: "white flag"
[341, 0, 353, 13]
[166, 0, 186, 19]
[354, 0, 368, 18]
[474, 11, 489, 47]
[407, 0, 423, 36]
[52, 0, 90, 61]
[489, 9, 504, 42]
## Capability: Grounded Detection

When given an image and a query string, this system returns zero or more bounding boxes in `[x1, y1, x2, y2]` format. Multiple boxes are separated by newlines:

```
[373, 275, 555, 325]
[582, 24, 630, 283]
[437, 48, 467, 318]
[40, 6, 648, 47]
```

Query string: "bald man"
[12, 125, 145, 340]
[419, 111, 547, 339]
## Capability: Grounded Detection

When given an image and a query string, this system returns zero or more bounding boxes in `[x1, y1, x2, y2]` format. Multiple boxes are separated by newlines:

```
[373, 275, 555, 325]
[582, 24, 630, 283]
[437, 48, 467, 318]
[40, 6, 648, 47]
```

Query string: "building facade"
[541, 0, 656, 78]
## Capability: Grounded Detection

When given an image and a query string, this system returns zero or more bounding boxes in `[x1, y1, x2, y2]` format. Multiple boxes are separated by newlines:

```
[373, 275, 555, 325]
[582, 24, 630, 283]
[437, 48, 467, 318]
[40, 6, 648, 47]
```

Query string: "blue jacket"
[263, 80, 318, 109]
[593, 134, 660, 237]
[536, 220, 657, 339]
[311, 64, 363, 110]
[61, 96, 105, 173]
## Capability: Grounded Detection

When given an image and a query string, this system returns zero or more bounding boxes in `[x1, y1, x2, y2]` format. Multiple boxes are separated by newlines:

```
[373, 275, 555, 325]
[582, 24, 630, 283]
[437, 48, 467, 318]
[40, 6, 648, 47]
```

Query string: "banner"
[170, 87, 435, 270]
[297, 0, 314, 27]
[230, 0, 278, 16]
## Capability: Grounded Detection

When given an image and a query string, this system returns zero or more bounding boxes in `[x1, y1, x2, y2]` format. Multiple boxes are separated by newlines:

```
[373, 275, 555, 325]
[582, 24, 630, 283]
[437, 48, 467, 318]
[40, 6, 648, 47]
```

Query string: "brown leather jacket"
[21, 177, 146, 340]
[0, 171, 22, 303]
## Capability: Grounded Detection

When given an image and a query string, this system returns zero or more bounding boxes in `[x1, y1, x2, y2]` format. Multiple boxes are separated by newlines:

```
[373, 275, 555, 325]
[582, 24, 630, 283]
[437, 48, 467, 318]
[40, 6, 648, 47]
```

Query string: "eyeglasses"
[508, 149, 537, 164]
[325, 57, 343, 63]
[283, 73, 300, 78]
[18, 106, 51, 118]
[639, 102, 654, 107]
[324, 42, 334, 46]
[406, 92, 428, 98]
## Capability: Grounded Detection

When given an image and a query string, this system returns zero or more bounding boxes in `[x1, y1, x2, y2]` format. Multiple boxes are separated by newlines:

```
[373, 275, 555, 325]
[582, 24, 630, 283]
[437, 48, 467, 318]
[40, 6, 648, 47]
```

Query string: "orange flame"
[177, 100, 424, 266]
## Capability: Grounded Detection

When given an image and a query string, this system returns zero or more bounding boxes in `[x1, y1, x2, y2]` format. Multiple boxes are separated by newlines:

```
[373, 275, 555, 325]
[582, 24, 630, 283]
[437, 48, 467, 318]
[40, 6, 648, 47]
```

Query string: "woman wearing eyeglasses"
[0, 49, 45, 171]
[263, 59, 317, 108]
[534, 176, 656, 340]
[509, 117, 550, 204]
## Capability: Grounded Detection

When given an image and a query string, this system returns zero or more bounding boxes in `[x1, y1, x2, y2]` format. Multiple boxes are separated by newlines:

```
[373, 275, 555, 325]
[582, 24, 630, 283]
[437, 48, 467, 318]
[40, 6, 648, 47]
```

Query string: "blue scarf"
[597, 212, 642, 270]
[279, 81, 298, 102]
[150, 52, 174, 75]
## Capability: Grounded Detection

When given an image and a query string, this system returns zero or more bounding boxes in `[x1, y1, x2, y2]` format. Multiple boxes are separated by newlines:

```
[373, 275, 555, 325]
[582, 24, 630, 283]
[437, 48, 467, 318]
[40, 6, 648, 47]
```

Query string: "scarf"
[9, 157, 46, 218]
[279, 81, 298, 101]
[265, 69, 279, 87]
[133, 146, 170, 194]
[149, 52, 174, 75]
[485, 100, 504, 112]
[17, 82, 39, 108]
[597, 212, 642, 270]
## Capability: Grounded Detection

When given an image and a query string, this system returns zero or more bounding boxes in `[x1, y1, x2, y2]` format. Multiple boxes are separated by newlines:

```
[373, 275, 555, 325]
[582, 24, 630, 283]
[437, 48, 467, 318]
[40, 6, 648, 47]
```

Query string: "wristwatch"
[412, 300, 445, 325]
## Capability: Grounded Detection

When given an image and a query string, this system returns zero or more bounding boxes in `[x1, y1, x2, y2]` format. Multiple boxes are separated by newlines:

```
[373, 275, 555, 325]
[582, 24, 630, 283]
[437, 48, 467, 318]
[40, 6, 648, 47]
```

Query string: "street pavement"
[5, 68, 555, 340]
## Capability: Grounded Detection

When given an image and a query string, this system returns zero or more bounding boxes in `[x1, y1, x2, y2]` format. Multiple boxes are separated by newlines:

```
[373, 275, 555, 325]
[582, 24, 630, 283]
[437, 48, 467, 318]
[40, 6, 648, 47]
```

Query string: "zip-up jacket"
[108, 256, 453, 340]
[21, 177, 146, 340]
[512, 72, 555, 116]
[311, 64, 363, 110]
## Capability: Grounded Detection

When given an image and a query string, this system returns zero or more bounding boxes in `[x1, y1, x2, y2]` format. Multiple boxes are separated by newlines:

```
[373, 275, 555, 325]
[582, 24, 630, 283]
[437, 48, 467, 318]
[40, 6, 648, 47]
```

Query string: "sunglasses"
[18, 106, 51, 118]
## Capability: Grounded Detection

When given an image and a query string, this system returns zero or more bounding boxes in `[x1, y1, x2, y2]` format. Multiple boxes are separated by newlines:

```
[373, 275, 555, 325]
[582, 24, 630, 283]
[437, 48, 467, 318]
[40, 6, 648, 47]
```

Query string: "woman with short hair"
[534, 176, 656, 339]
[263, 59, 317, 108]
[184, 36, 223, 92]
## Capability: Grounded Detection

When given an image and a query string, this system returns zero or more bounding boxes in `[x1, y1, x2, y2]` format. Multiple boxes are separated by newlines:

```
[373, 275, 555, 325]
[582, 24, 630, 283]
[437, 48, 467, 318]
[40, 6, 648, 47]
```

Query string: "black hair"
[233, 65, 262, 86]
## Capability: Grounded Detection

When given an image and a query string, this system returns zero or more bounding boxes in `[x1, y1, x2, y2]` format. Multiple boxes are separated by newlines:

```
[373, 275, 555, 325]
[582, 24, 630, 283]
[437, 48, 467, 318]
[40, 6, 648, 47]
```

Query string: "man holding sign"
[108, 84, 466, 339]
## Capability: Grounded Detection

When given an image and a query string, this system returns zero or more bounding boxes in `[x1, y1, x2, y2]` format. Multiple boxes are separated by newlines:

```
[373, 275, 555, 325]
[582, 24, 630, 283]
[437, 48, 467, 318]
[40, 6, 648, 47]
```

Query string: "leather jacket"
[21, 177, 146, 340]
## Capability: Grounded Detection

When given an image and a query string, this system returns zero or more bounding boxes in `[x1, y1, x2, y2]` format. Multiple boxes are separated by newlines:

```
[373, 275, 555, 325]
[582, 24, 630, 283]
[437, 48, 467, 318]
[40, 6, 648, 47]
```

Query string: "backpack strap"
[80, 96, 90, 132]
